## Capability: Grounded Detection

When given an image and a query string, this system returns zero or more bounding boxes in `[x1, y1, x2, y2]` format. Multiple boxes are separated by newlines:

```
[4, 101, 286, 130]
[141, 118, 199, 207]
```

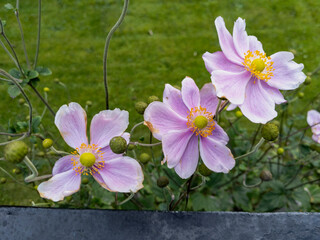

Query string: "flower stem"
[235, 138, 265, 160]
[33, 0, 41, 69]
[23, 156, 39, 182]
[103, 0, 129, 109]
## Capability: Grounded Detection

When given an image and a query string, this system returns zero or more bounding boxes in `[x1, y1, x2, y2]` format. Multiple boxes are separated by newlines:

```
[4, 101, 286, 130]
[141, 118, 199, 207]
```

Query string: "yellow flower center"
[187, 106, 215, 137]
[243, 50, 274, 82]
[250, 58, 265, 72]
[80, 152, 96, 168]
[71, 143, 105, 176]
[193, 115, 208, 129]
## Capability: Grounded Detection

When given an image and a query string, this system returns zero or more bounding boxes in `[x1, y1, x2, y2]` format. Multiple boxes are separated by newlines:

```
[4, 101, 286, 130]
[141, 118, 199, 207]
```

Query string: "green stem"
[235, 138, 265, 160]
[23, 156, 39, 182]
[103, 0, 129, 109]
[33, 0, 41, 69]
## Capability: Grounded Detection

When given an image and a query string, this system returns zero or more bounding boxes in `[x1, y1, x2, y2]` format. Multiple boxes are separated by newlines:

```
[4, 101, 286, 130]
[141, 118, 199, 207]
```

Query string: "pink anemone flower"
[203, 16, 306, 124]
[144, 77, 235, 179]
[307, 110, 320, 144]
[38, 102, 144, 202]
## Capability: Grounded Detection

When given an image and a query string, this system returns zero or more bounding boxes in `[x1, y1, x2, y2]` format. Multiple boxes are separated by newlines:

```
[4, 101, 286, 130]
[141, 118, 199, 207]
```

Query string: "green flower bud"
[277, 147, 285, 155]
[271, 120, 280, 128]
[12, 168, 21, 175]
[54, 78, 60, 83]
[298, 92, 304, 99]
[127, 143, 135, 151]
[304, 76, 311, 85]
[139, 153, 151, 164]
[157, 176, 169, 188]
[198, 163, 213, 176]
[82, 177, 89, 185]
[37, 151, 45, 157]
[43, 87, 50, 92]
[4, 141, 28, 164]
[260, 169, 272, 181]
[235, 110, 243, 118]
[135, 101, 148, 115]
[0, 177, 7, 184]
[148, 95, 159, 104]
[34, 185, 38, 190]
[261, 123, 279, 141]
[86, 100, 92, 107]
[42, 138, 53, 149]
[109, 136, 127, 154]
[18, 98, 25, 105]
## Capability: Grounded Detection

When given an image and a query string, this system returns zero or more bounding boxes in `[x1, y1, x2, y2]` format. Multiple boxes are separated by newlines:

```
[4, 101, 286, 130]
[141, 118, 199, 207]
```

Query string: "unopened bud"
[82, 177, 89, 185]
[260, 170, 272, 181]
[147, 96, 159, 104]
[109, 136, 127, 154]
[43, 87, 50, 92]
[4, 141, 28, 163]
[42, 138, 53, 149]
[18, 98, 25, 105]
[261, 123, 279, 141]
[198, 163, 213, 176]
[298, 92, 304, 99]
[235, 110, 243, 118]
[157, 176, 169, 188]
[304, 76, 311, 85]
[277, 147, 285, 155]
[139, 153, 151, 164]
[86, 100, 92, 107]
[135, 101, 148, 115]
[37, 151, 45, 157]
[0, 178, 7, 184]
[12, 168, 21, 174]
[127, 143, 135, 151]
[54, 78, 60, 83]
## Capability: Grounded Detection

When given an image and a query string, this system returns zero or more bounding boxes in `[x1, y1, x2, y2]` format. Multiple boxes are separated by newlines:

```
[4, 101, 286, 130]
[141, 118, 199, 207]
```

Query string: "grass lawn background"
[0, 0, 320, 206]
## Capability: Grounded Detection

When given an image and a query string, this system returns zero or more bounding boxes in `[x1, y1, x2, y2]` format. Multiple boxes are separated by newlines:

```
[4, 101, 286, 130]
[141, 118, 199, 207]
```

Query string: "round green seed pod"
[139, 153, 151, 164]
[277, 147, 285, 155]
[0, 177, 7, 184]
[147, 96, 159, 104]
[260, 170, 272, 181]
[198, 163, 213, 176]
[12, 168, 21, 174]
[127, 144, 135, 151]
[82, 177, 89, 185]
[157, 176, 169, 188]
[37, 151, 45, 157]
[304, 76, 311, 85]
[86, 100, 92, 107]
[235, 110, 243, 118]
[261, 123, 279, 141]
[109, 136, 127, 154]
[18, 98, 25, 105]
[42, 138, 53, 149]
[298, 92, 304, 99]
[4, 141, 28, 164]
[135, 101, 148, 115]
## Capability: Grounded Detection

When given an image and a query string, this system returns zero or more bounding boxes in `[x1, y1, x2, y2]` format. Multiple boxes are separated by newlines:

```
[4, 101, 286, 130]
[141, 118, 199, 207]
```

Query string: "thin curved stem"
[15, 7, 30, 69]
[0, 39, 18, 67]
[214, 99, 222, 122]
[33, 0, 41, 69]
[242, 174, 262, 188]
[130, 141, 161, 147]
[50, 146, 69, 155]
[103, 0, 129, 109]
[23, 156, 39, 182]
[0, 166, 33, 189]
[235, 138, 265, 160]
[118, 192, 135, 205]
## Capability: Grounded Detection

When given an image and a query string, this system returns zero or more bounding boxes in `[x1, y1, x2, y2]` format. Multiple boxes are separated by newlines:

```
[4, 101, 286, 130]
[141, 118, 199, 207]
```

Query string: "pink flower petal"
[174, 134, 199, 179]
[211, 70, 251, 105]
[233, 17, 249, 57]
[239, 78, 277, 123]
[90, 109, 129, 149]
[200, 83, 219, 115]
[37, 170, 81, 202]
[215, 16, 243, 64]
[199, 136, 235, 173]
[52, 155, 76, 176]
[227, 103, 238, 111]
[312, 134, 320, 144]
[181, 77, 200, 110]
[267, 52, 306, 90]
[209, 122, 229, 145]
[260, 81, 286, 105]
[55, 102, 88, 149]
[307, 110, 320, 135]
[163, 84, 189, 118]
[202, 51, 244, 74]
[144, 101, 187, 141]
[98, 156, 144, 193]
[162, 129, 194, 168]
[248, 36, 264, 53]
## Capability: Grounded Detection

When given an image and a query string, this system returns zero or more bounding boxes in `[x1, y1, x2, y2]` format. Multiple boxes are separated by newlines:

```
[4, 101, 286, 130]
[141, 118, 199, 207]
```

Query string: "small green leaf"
[27, 70, 39, 79]
[9, 68, 22, 79]
[31, 116, 41, 133]
[35, 66, 52, 76]
[4, 3, 14, 10]
[7, 85, 21, 98]
[191, 192, 219, 211]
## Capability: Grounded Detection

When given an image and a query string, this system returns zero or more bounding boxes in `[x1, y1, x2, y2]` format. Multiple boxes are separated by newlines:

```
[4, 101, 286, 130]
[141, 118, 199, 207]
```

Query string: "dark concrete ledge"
[0, 207, 319, 240]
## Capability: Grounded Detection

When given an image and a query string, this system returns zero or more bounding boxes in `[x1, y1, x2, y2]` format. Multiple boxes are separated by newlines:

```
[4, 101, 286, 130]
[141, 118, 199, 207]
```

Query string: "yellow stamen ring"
[243, 50, 274, 82]
[187, 106, 215, 137]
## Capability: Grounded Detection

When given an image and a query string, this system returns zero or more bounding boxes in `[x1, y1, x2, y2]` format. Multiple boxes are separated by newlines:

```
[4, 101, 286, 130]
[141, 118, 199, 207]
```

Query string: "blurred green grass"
[0, 0, 320, 206]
